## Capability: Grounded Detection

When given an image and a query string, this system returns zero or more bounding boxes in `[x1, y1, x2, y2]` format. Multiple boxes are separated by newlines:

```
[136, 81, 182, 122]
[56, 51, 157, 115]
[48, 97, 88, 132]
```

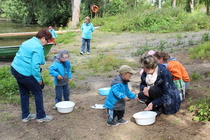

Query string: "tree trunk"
[158, 0, 161, 9]
[172, 0, 176, 8]
[71, 0, 81, 29]
[190, 0, 194, 12]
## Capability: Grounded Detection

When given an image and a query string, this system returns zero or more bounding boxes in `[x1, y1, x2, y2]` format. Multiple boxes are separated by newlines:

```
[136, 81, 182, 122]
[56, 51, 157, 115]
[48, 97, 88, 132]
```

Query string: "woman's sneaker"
[37, 115, 53, 123]
[117, 119, 128, 124]
[107, 120, 119, 126]
[22, 114, 36, 122]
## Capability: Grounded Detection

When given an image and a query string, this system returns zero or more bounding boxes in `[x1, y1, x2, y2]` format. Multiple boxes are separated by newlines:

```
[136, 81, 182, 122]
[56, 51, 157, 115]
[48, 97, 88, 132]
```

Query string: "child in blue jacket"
[49, 50, 72, 109]
[48, 26, 58, 45]
[104, 65, 137, 126]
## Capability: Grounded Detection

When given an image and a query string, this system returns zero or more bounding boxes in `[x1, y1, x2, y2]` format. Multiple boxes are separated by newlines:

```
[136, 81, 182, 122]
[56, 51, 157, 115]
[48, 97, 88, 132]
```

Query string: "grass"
[190, 72, 203, 81]
[56, 32, 77, 44]
[0, 112, 16, 122]
[189, 41, 210, 60]
[95, 6, 210, 33]
[87, 53, 125, 73]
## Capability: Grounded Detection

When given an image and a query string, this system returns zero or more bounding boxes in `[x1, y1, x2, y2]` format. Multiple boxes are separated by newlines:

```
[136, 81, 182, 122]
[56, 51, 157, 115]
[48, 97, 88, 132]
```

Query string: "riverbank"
[0, 30, 209, 140]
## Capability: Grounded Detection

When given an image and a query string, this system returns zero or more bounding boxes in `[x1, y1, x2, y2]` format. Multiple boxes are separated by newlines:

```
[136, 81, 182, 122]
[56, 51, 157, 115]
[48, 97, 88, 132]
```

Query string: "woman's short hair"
[36, 28, 52, 40]
[154, 51, 170, 62]
[141, 55, 158, 69]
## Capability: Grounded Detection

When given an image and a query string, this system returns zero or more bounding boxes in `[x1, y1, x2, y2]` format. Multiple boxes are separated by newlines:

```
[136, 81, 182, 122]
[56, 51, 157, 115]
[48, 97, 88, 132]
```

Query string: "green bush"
[188, 96, 210, 122]
[131, 46, 153, 56]
[201, 33, 210, 42]
[190, 72, 203, 81]
[99, 6, 210, 33]
[42, 70, 53, 86]
[0, 66, 19, 103]
[189, 41, 210, 60]
[87, 53, 125, 73]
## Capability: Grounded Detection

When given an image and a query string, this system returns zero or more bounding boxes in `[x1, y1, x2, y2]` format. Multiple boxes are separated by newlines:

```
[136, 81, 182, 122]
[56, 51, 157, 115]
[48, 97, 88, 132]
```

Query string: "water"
[0, 19, 58, 46]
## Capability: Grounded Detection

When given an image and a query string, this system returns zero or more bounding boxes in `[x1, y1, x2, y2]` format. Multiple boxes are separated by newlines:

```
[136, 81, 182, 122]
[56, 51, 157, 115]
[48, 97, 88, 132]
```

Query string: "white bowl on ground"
[133, 111, 157, 125]
[55, 101, 75, 113]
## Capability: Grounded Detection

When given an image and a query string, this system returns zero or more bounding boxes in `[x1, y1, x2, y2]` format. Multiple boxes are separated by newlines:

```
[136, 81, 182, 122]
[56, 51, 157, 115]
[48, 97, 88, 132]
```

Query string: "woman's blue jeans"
[81, 38, 91, 53]
[11, 67, 46, 119]
[55, 84, 70, 103]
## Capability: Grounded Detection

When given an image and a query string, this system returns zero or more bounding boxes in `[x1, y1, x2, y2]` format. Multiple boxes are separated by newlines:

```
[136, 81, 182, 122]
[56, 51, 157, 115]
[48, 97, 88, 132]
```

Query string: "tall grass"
[87, 53, 125, 73]
[94, 6, 210, 33]
[189, 41, 210, 60]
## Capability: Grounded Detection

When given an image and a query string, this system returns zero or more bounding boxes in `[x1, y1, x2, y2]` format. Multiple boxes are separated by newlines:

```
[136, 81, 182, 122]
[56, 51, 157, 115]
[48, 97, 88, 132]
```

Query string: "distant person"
[104, 65, 138, 126]
[49, 50, 72, 109]
[80, 16, 94, 55]
[49, 26, 58, 45]
[153, 51, 190, 100]
[139, 50, 156, 76]
[138, 55, 181, 115]
[11, 28, 53, 123]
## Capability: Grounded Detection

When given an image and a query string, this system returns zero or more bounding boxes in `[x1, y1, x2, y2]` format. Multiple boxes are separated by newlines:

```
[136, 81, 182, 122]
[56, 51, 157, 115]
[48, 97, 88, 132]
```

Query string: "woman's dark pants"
[138, 85, 165, 113]
[11, 67, 46, 119]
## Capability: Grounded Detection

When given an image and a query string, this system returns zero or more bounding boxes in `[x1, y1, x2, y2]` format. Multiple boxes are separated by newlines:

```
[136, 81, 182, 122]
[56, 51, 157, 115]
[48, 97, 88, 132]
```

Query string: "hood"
[110, 75, 129, 86]
[52, 54, 61, 63]
[167, 56, 176, 62]
[52, 50, 69, 63]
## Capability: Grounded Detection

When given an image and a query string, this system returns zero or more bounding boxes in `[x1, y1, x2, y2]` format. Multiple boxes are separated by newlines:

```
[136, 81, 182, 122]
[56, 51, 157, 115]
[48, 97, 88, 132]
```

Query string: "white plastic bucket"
[55, 101, 75, 113]
[133, 111, 157, 125]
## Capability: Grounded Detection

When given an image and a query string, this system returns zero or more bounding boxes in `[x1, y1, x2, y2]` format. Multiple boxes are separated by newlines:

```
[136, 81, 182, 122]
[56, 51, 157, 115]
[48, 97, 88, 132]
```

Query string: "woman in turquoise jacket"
[11, 28, 53, 123]
[80, 16, 94, 55]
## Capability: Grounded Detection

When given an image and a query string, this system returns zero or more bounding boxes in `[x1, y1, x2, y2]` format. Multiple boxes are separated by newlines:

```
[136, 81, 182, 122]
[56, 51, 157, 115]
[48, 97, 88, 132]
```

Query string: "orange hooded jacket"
[167, 60, 190, 82]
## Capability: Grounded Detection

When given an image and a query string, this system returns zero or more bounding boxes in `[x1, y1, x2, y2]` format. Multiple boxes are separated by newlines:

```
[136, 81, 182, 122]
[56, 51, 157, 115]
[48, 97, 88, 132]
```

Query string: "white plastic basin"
[133, 111, 157, 125]
[55, 101, 75, 113]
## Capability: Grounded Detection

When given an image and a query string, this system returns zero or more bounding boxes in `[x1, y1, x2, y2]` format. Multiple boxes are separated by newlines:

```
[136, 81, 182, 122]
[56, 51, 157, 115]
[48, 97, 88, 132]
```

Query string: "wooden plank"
[0, 30, 68, 37]
[0, 27, 99, 37]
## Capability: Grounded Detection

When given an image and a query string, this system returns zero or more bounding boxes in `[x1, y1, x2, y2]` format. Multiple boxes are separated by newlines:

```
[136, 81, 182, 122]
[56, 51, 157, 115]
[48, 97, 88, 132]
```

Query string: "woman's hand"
[143, 87, 149, 97]
[39, 81, 43, 85]
[144, 102, 153, 111]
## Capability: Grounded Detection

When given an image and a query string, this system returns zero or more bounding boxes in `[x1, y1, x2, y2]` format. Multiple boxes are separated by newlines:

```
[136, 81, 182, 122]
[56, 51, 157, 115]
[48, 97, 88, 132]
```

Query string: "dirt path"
[0, 30, 209, 140]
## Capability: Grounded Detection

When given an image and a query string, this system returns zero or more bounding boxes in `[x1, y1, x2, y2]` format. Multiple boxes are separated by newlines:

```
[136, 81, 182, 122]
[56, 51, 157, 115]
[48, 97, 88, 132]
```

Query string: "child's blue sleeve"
[112, 84, 127, 99]
[49, 63, 59, 77]
[127, 90, 136, 99]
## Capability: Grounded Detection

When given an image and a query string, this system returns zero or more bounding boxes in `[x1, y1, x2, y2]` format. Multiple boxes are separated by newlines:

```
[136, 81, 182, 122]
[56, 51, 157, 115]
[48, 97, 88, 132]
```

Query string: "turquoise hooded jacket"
[104, 75, 136, 110]
[81, 22, 94, 39]
[11, 37, 45, 83]
[49, 29, 58, 39]
[49, 52, 72, 86]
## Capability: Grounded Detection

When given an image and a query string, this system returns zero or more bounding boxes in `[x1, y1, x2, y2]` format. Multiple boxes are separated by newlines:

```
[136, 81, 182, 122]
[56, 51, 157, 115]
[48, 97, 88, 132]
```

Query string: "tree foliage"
[1, 0, 72, 26]
[0, 0, 209, 26]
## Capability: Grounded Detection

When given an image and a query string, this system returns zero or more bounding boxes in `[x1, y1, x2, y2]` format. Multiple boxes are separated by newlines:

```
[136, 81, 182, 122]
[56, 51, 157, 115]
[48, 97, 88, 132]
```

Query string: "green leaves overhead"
[1, 0, 71, 26]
